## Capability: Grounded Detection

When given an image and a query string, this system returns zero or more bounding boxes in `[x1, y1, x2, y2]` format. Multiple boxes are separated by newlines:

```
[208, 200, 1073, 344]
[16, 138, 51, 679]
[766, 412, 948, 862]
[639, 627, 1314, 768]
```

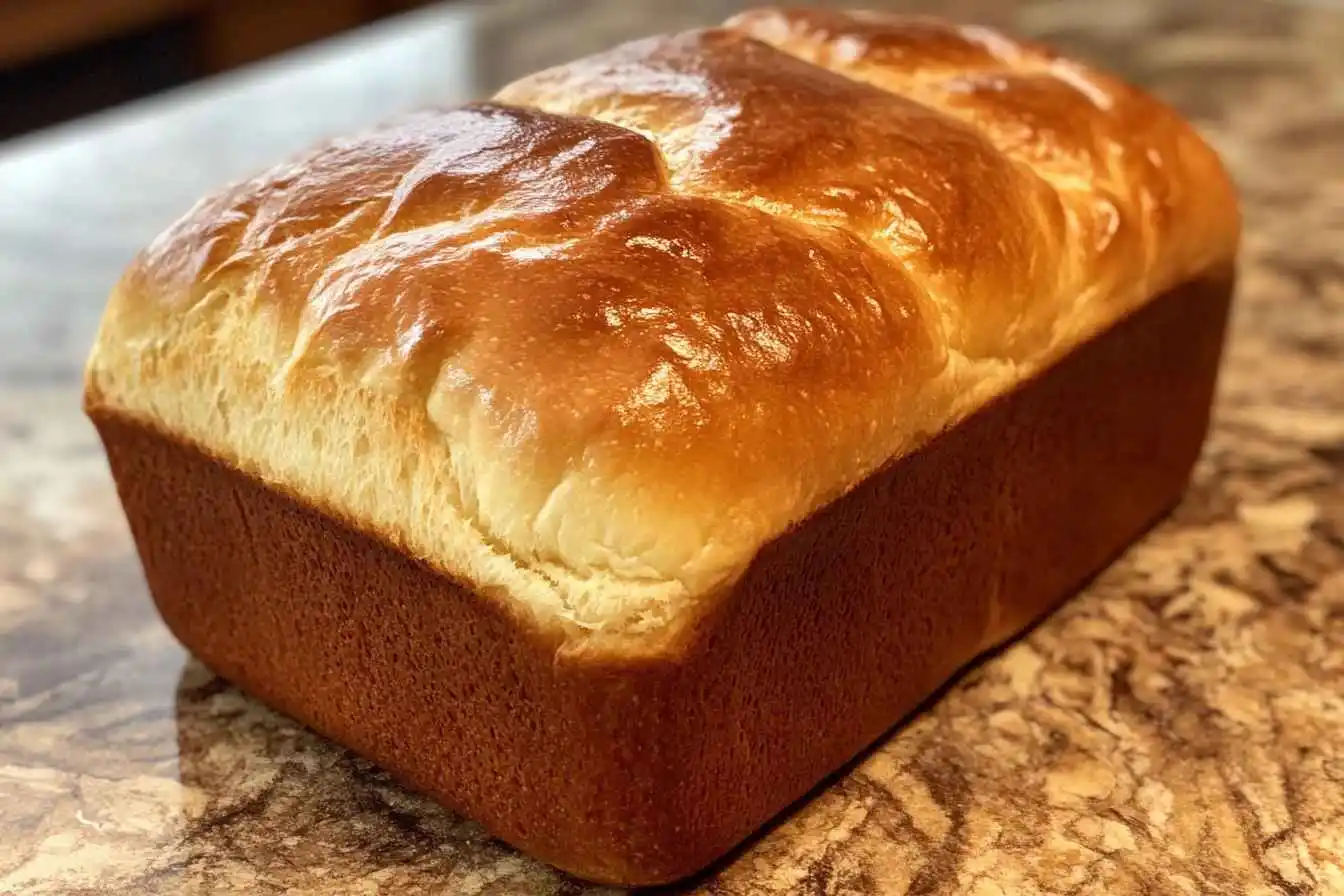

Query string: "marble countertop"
[2, 0, 1343, 893]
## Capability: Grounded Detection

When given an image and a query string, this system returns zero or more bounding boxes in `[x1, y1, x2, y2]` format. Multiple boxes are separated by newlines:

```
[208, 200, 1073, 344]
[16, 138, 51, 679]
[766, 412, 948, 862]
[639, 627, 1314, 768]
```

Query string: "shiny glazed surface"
[86, 8, 1236, 631]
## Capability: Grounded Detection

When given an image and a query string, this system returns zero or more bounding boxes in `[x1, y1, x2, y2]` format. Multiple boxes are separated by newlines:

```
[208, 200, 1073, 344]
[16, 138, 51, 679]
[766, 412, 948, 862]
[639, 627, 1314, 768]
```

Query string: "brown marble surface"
[2, 0, 1343, 893]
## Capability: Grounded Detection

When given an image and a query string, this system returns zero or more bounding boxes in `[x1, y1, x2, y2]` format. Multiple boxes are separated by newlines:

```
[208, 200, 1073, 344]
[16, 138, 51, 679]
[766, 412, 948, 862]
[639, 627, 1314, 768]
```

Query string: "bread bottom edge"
[89, 271, 1233, 886]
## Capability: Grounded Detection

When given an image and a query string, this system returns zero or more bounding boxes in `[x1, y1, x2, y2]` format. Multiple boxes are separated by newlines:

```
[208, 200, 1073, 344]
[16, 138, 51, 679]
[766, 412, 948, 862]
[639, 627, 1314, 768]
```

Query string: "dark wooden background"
[0, 0, 435, 140]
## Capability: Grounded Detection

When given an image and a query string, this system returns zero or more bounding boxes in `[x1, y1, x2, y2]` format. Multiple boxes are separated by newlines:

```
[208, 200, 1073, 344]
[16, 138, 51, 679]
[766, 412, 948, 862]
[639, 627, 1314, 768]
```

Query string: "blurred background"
[0, 0, 1116, 143]
[0, 0, 438, 140]
[4, 0, 1333, 143]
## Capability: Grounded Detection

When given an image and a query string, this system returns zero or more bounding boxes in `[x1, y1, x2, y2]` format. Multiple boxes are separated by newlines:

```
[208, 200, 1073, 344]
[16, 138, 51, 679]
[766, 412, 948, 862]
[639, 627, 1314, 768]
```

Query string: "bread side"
[90, 272, 1234, 885]
[84, 10, 1240, 636]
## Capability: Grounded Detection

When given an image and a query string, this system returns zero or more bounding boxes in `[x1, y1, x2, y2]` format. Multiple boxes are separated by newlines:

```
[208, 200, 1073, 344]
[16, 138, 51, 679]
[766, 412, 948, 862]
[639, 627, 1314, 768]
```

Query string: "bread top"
[86, 8, 1240, 637]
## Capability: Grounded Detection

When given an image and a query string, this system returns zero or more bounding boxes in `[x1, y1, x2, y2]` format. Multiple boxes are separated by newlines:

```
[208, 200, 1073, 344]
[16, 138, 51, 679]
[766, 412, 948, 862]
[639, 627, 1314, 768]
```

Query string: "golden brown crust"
[92, 274, 1234, 886]
[726, 8, 1241, 313]
[85, 11, 1240, 634]
[496, 27, 1071, 360]
[92, 100, 947, 621]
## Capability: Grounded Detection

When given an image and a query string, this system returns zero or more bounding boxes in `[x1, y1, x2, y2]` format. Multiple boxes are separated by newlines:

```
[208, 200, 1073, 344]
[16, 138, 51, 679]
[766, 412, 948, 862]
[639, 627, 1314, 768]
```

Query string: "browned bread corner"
[84, 7, 1239, 885]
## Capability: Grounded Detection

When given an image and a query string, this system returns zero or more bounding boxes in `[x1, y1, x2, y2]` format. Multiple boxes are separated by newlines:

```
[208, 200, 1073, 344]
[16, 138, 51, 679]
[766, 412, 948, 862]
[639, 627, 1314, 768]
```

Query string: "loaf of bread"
[85, 8, 1240, 886]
